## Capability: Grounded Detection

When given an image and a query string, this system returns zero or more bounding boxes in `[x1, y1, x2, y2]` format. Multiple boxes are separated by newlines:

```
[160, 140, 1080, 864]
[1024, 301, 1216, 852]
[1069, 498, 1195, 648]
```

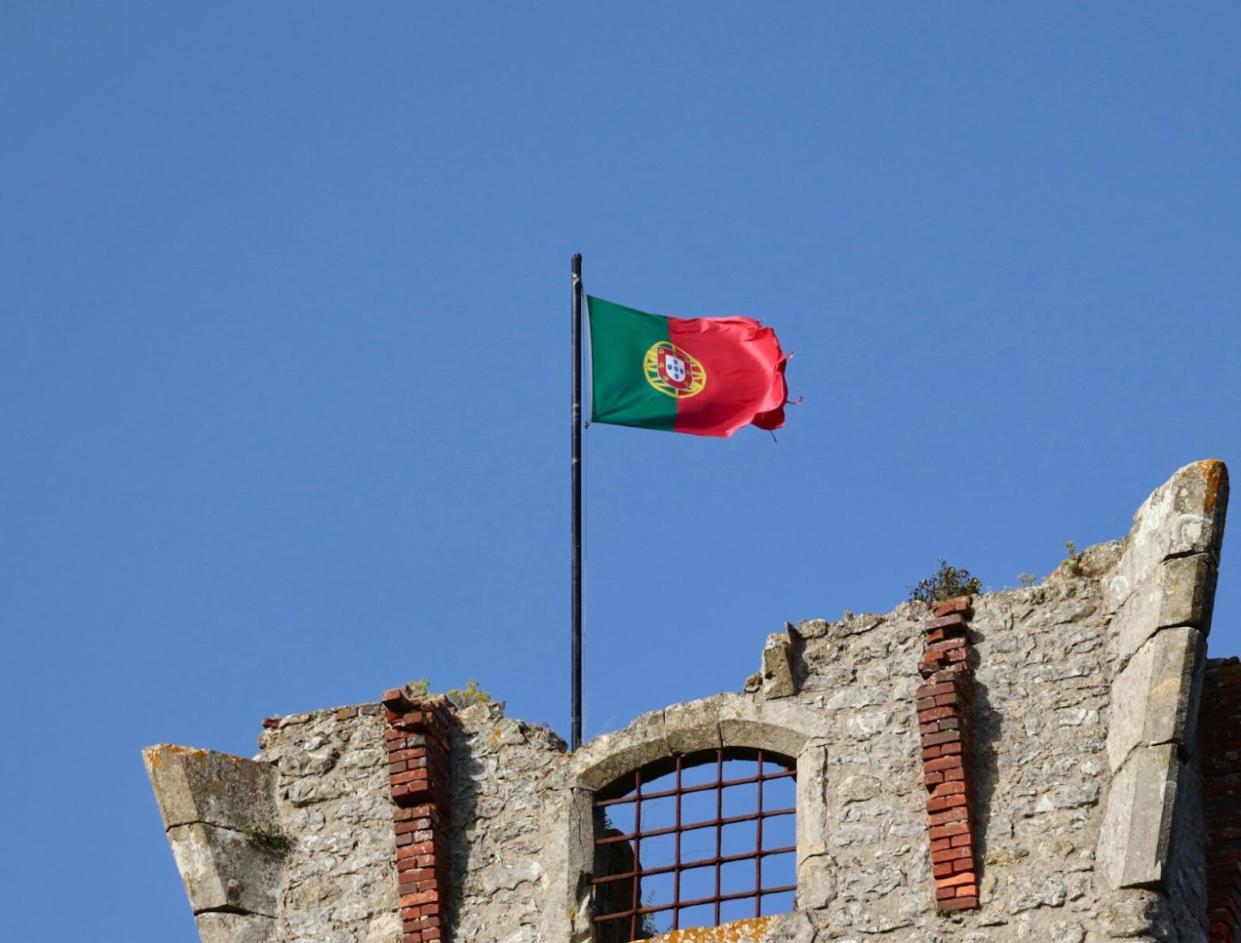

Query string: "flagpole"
[570, 253, 583, 751]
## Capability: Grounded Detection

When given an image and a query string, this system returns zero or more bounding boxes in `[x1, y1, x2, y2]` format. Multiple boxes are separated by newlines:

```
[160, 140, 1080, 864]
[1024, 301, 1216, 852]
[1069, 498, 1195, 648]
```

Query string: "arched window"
[591, 747, 797, 942]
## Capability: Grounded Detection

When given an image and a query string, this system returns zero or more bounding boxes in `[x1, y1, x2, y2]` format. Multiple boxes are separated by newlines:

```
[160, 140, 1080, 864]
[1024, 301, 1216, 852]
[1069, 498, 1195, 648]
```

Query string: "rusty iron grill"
[591, 747, 797, 941]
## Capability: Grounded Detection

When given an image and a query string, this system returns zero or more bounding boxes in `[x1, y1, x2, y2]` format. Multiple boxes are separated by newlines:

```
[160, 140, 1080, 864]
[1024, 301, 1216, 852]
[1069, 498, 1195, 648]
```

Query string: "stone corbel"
[143, 744, 282, 943]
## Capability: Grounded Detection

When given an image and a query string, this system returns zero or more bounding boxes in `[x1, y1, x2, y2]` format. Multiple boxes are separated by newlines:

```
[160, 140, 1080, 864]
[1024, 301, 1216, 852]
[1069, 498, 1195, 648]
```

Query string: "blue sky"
[3, 4, 1239, 939]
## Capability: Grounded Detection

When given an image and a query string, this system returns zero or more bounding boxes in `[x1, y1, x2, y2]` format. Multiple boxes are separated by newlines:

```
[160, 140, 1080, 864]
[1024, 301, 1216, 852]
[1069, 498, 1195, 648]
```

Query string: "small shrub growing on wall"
[445, 679, 493, 708]
[908, 559, 982, 604]
[1061, 540, 1084, 577]
[243, 823, 291, 854]
[404, 677, 494, 709]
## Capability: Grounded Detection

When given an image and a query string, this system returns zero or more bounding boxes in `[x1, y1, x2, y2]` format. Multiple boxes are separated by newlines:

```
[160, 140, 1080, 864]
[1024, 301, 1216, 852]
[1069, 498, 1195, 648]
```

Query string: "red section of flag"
[665, 316, 790, 437]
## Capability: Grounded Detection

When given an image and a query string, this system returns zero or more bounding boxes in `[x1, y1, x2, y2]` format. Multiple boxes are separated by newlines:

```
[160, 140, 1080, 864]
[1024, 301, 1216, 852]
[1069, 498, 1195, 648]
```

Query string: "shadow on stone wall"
[969, 633, 1003, 894]
[447, 722, 482, 936]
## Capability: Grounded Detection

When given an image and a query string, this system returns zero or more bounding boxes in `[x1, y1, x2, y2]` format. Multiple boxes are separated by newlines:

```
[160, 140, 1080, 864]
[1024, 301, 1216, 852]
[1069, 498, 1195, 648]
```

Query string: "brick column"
[1203, 658, 1241, 942]
[382, 689, 456, 943]
[916, 595, 979, 912]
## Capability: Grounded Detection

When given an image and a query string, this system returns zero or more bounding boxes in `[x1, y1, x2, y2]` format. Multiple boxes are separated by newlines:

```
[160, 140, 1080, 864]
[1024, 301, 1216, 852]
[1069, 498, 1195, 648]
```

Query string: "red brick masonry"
[382, 689, 456, 943]
[1203, 658, 1241, 943]
[917, 596, 979, 912]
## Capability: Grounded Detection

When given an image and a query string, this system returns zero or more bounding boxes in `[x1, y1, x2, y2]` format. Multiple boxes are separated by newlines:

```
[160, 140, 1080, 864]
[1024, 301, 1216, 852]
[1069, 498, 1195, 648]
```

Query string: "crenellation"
[146, 459, 1234, 943]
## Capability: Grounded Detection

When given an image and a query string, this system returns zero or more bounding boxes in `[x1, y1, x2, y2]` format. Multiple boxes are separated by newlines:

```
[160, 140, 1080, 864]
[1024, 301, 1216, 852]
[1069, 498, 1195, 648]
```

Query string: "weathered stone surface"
[1097, 743, 1180, 889]
[1106, 459, 1228, 612]
[144, 743, 285, 931]
[1050, 919, 1085, 943]
[715, 694, 824, 760]
[1092, 461, 1227, 909]
[449, 706, 565, 943]
[572, 707, 668, 790]
[760, 911, 817, 943]
[1111, 553, 1218, 662]
[195, 912, 275, 943]
[1098, 890, 1164, 937]
[837, 774, 881, 804]
[144, 744, 277, 831]
[1106, 626, 1204, 772]
[665, 694, 725, 754]
[797, 854, 836, 911]
[146, 460, 1229, 943]
[538, 784, 593, 943]
[166, 822, 282, 916]
[763, 632, 798, 699]
[645, 914, 814, 943]
[1162, 754, 1207, 939]
[796, 741, 830, 865]
[258, 703, 401, 943]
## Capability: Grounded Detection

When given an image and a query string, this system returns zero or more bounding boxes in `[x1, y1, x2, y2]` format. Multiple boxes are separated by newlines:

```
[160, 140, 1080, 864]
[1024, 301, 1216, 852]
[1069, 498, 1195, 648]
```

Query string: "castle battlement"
[146, 460, 1236, 943]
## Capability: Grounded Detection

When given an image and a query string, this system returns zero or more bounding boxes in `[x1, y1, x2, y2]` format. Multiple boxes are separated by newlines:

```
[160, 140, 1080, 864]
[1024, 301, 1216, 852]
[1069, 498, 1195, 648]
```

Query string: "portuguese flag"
[587, 295, 790, 437]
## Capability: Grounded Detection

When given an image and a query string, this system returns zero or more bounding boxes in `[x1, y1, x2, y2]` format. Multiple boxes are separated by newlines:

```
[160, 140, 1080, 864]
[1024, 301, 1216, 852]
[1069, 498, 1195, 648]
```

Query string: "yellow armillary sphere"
[643, 341, 708, 399]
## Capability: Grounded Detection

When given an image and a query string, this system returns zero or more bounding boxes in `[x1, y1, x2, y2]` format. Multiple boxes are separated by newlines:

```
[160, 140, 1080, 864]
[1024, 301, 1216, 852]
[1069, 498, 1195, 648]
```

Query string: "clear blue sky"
[3, 4, 1239, 939]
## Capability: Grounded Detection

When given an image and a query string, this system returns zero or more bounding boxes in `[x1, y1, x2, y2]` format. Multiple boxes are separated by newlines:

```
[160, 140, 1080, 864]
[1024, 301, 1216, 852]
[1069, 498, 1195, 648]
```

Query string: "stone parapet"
[142, 459, 1233, 943]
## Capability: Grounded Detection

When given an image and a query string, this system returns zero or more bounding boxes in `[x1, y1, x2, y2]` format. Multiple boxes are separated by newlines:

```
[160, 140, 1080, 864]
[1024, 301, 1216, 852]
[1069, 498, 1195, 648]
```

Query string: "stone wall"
[146, 459, 1232, 943]
[260, 703, 401, 943]
[449, 702, 564, 942]
[568, 546, 1123, 941]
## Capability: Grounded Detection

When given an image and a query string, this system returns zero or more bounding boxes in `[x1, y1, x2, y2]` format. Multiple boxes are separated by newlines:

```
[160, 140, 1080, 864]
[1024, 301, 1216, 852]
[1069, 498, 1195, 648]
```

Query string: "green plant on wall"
[243, 822, 291, 854]
[1061, 540, 1084, 577]
[404, 678, 494, 709]
[639, 890, 659, 938]
[908, 558, 982, 604]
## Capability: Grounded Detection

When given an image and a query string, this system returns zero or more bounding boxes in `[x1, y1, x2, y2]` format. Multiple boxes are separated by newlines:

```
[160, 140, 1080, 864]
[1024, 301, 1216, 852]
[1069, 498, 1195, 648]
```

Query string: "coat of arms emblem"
[643, 342, 707, 399]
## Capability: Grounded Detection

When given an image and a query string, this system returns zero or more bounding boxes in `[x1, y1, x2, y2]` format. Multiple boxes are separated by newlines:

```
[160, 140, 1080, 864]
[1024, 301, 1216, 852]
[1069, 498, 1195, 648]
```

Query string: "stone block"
[664, 695, 724, 754]
[758, 910, 818, 942]
[166, 822, 282, 916]
[572, 708, 668, 792]
[143, 744, 277, 831]
[1098, 889, 1164, 938]
[716, 695, 824, 761]
[537, 786, 594, 943]
[796, 854, 836, 911]
[1097, 743, 1181, 889]
[762, 632, 798, 699]
[795, 742, 830, 863]
[195, 912, 274, 943]
[1112, 553, 1217, 663]
[1107, 627, 1204, 772]
[1106, 460, 1228, 612]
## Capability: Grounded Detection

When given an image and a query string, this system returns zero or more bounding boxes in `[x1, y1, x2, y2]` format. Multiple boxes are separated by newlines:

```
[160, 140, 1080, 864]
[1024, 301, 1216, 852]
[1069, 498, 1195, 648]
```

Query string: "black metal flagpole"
[570, 253, 583, 751]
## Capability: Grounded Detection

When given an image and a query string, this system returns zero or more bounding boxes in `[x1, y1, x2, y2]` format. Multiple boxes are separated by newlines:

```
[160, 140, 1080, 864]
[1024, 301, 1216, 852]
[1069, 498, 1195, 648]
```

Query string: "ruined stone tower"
[146, 460, 1240, 943]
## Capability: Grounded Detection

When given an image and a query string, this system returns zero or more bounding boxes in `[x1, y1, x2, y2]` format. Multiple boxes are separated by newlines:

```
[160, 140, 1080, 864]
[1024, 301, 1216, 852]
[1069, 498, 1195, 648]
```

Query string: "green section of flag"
[587, 296, 677, 431]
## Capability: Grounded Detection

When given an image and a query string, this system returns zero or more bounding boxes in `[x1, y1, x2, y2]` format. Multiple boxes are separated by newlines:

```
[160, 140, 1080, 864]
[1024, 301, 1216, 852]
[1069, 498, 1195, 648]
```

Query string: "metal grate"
[591, 747, 797, 941]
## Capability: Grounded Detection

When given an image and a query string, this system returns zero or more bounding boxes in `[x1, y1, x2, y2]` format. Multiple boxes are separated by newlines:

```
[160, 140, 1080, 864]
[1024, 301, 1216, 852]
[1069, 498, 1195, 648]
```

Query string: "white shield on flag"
[664, 353, 686, 384]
